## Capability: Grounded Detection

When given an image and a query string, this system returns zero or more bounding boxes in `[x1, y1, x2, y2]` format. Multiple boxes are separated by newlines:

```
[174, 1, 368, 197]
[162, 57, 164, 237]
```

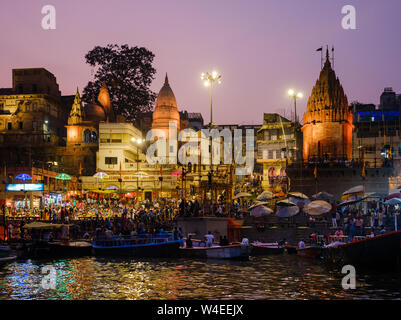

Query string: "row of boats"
[2, 222, 401, 272]
[1, 235, 288, 263]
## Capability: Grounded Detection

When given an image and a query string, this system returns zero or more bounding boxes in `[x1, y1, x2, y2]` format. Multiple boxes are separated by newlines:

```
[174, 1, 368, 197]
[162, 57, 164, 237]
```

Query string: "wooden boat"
[13, 240, 52, 259]
[297, 245, 322, 259]
[285, 244, 298, 254]
[180, 240, 250, 260]
[321, 230, 401, 271]
[48, 240, 92, 257]
[250, 242, 285, 256]
[93, 233, 181, 257]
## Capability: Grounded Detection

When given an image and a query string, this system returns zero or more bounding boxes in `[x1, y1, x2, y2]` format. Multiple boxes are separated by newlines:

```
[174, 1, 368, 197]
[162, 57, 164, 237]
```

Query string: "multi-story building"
[352, 88, 401, 188]
[256, 113, 301, 192]
[0, 68, 70, 166]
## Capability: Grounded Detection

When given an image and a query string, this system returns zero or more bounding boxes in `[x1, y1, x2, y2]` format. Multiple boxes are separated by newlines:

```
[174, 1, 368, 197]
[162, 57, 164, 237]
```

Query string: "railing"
[93, 233, 177, 248]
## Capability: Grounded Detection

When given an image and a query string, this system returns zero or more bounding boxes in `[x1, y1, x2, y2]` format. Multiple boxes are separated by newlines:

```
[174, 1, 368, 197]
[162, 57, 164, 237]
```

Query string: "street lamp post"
[201, 71, 222, 127]
[287, 89, 303, 160]
[288, 89, 303, 124]
[288, 89, 303, 192]
[131, 137, 143, 202]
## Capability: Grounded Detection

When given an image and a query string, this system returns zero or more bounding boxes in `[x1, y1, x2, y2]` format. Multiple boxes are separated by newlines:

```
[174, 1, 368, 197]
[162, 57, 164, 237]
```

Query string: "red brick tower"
[302, 49, 353, 162]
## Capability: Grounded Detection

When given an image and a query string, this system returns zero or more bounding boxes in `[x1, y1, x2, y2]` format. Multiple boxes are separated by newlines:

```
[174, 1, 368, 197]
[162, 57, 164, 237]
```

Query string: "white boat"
[180, 239, 250, 260]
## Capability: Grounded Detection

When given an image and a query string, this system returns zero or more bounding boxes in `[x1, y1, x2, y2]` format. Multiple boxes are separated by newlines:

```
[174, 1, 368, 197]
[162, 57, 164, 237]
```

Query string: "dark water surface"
[1, 254, 401, 300]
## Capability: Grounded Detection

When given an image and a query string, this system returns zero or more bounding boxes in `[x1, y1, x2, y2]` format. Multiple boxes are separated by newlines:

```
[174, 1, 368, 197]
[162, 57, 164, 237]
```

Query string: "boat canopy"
[22, 222, 65, 230]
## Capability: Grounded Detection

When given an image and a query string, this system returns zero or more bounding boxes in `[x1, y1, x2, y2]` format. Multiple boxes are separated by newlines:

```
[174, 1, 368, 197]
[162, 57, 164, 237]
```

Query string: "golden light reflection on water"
[1, 255, 401, 300]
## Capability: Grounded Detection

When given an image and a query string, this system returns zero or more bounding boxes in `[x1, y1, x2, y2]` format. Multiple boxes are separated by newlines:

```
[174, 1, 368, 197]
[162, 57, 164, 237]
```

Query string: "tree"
[82, 44, 157, 122]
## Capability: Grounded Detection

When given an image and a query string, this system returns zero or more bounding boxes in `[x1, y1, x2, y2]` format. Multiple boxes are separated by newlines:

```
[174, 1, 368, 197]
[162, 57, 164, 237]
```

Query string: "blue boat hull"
[93, 241, 180, 258]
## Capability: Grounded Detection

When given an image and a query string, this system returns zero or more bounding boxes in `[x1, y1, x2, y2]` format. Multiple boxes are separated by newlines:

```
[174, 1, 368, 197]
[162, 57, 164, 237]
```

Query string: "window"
[84, 129, 91, 143]
[32, 121, 37, 131]
[105, 157, 117, 165]
[19, 122, 23, 129]
[91, 131, 98, 142]
[7, 122, 12, 130]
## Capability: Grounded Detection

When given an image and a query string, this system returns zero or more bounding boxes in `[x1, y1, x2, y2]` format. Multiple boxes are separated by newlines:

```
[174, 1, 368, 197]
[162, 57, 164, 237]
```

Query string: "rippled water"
[1, 254, 401, 300]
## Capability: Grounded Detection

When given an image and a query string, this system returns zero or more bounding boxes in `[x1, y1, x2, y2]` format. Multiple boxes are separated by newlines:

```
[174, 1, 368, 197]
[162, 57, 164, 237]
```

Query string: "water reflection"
[1, 255, 401, 300]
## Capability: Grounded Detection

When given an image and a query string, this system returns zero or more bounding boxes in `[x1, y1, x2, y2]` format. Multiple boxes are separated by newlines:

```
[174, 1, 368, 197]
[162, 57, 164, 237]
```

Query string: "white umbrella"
[256, 191, 275, 201]
[343, 185, 364, 196]
[384, 198, 401, 206]
[389, 189, 401, 196]
[304, 200, 332, 216]
[250, 206, 273, 218]
[249, 202, 270, 210]
[276, 199, 298, 206]
[233, 192, 252, 200]
[338, 195, 370, 207]
[288, 192, 309, 199]
[289, 196, 310, 209]
[312, 191, 334, 201]
[276, 205, 299, 218]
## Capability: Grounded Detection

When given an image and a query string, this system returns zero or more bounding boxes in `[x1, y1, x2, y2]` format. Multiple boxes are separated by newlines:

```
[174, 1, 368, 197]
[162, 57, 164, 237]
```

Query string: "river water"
[1, 254, 401, 300]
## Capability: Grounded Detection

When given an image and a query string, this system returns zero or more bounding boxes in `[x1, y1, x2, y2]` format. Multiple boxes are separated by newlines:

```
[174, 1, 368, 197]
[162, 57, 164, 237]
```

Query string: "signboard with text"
[6, 183, 44, 191]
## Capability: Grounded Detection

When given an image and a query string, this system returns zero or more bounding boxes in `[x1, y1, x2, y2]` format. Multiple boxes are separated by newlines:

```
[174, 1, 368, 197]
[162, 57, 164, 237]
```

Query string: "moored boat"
[48, 240, 93, 257]
[180, 240, 250, 260]
[250, 242, 284, 256]
[285, 244, 298, 254]
[93, 234, 181, 257]
[321, 230, 401, 271]
[297, 245, 321, 259]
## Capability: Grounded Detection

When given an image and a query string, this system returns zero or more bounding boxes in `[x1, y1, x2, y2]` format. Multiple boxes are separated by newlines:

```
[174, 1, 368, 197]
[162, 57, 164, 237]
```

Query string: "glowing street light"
[288, 89, 303, 123]
[201, 70, 222, 127]
[131, 137, 142, 144]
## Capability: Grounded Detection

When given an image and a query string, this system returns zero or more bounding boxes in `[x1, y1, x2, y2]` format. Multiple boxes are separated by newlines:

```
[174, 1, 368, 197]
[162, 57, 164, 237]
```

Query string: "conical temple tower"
[302, 49, 353, 161]
[68, 88, 83, 125]
[152, 73, 180, 138]
[98, 82, 115, 122]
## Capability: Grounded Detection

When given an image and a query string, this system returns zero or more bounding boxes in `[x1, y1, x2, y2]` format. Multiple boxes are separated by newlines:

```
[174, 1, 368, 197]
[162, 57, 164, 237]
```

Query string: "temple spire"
[68, 88, 83, 125]
[164, 73, 169, 86]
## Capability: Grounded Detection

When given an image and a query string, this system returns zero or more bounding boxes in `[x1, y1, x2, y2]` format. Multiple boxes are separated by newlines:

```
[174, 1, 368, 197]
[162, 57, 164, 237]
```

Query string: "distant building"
[379, 87, 401, 110]
[179, 111, 204, 131]
[256, 113, 301, 192]
[0, 68, 70, 167]
[352, 88, 401, 188]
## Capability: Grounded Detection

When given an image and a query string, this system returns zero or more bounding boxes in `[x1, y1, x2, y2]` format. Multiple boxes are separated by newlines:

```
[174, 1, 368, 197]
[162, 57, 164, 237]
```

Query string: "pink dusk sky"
[0, 0, 400, 125]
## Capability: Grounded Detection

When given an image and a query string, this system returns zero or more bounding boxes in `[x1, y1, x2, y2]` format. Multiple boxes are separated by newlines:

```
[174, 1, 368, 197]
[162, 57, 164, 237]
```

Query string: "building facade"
[0, 68, 70, 166]
[257, 113, 301, 193]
